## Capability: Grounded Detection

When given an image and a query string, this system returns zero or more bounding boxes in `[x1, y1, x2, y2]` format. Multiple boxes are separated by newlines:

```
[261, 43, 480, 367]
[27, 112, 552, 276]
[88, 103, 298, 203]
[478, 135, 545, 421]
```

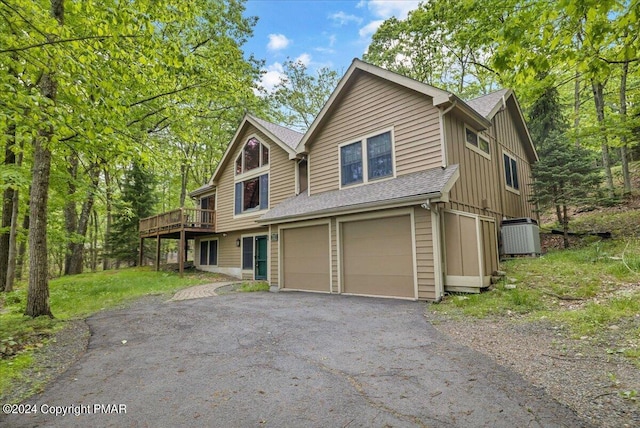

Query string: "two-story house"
[141, 59, 537, 301]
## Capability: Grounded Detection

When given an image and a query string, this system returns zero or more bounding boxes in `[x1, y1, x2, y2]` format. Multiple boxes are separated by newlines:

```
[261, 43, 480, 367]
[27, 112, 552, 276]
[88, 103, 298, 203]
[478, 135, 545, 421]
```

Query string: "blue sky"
[242, 0, 421, 91]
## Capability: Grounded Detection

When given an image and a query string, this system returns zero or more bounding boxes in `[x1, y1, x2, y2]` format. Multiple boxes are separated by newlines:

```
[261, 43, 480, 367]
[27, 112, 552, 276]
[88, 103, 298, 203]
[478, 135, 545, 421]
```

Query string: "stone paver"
[169, 281, 236, 301]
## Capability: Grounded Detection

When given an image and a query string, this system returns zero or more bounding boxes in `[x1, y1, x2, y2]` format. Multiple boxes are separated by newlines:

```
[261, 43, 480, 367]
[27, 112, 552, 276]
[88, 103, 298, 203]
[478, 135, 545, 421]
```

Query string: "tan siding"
[308, 73, 442, 195]
[414, 207, 435, 300]
[270, 226, 278, 287]
[216, 125, 296, 232]
[269, 143, 296, 206]
[217, 231, 242, 268]
[445, 110, 534, 224]
[330, 218, 338, 293]
[493, 108, 535, 219]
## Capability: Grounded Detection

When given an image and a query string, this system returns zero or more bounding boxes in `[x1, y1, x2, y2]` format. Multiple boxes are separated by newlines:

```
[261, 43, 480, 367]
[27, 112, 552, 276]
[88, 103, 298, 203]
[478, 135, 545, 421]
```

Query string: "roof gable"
[467, 90, 537, 162]
[296, 59, 491, 153]
[198, 115, 300, 191]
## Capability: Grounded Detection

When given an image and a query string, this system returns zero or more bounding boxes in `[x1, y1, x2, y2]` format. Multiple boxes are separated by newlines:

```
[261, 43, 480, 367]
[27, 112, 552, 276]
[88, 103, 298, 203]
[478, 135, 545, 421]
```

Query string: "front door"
[255, 235, 268, 280]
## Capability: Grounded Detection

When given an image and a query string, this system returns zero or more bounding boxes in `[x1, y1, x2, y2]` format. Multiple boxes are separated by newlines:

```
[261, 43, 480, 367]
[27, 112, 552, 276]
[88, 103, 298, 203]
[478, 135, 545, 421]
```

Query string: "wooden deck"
[139, 208, 216, 276]
[139, 208, 216, 238]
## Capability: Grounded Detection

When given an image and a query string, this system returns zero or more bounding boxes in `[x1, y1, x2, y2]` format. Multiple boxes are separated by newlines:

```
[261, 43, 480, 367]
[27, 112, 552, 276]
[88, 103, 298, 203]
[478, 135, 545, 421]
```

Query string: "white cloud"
[259, 62, 285, 93]
[329, 11, 363, 26]
[359, 20, 384, 38]
[329, 34, 337, 47]
[267, 34, 290, 51]
[295, 53, 312, 66]
[367, 0, 420, 19]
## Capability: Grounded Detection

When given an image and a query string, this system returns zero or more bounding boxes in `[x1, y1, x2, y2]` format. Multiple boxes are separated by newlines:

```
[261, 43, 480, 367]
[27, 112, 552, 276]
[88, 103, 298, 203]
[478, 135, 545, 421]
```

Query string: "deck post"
[155, 236, 161, 271]
[139, 237, 144, 266]
[179, 229, 185, 277]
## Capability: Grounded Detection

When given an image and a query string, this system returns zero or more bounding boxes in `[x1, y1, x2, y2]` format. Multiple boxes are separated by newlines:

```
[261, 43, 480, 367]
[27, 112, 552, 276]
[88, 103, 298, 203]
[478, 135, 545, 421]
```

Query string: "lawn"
[433, 236, 640, 366]
[0, 267, 221, 402]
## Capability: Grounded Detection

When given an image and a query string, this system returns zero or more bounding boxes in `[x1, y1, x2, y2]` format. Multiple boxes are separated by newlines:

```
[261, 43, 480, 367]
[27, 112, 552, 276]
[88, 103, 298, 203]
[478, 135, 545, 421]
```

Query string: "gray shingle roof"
[466, 89, 509, 119]
[249, 115, 304, 149]
[259, 165, 459, 223]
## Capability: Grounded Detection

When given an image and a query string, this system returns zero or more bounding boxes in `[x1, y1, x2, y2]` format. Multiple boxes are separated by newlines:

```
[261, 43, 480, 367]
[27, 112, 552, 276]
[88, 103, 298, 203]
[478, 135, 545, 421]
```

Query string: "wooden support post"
[155, 236, 161, 271]
[139, 237, 144, 266]
[179, 230, 185, 277]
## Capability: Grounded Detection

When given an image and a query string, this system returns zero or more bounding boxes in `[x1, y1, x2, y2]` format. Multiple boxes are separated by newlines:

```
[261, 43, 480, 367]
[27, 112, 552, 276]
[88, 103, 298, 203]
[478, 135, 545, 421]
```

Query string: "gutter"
[438, 99, 458, 168]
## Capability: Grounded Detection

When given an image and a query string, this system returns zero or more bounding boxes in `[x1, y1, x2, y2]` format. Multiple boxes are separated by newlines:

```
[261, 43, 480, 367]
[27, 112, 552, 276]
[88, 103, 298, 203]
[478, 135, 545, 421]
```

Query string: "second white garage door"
[340, 215, 415, 298]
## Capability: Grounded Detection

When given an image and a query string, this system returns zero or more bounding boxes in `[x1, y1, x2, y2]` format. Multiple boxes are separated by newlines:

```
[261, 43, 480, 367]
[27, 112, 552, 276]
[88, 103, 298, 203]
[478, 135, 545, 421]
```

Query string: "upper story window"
[340, 130, 394, 187]
[503, 152, 520, 193]
[234, 137, 269, 216]
[236, 137, 269, 175]
[465, 126, 490, 158]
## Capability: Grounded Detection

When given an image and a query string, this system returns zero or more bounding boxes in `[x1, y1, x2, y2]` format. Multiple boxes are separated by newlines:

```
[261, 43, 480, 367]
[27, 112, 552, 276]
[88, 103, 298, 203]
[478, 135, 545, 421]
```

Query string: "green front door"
[255, 236, 268, 280]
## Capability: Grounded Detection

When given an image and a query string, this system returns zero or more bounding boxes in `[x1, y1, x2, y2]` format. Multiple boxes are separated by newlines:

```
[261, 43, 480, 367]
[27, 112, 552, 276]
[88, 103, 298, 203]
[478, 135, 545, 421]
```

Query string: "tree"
[107, 162, 156, 266]
[266, 59, 340, 131]
[528, 84, 601, 248]
[0, 0, 260, 315]
[364, 0, 501, 98]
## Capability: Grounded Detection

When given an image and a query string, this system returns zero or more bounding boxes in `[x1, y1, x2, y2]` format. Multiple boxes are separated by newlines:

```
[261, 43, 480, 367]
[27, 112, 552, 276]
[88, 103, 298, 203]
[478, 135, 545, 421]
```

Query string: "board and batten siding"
[308, 72, 443, 195]
[444, 109, 534, 223]
[492, 106, 535, 219]
[216, 124, 296, 232]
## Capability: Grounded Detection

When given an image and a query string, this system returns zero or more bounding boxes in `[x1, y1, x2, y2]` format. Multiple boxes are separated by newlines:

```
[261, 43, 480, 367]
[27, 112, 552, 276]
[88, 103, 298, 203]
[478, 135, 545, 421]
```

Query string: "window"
[503, 152, 519, 191]
[199, 240, 218, 266]
[340, 130, 393, 187]
[341, 141, 363, 186]
[234, 137, 269, 216]
[235, 137, 269, 175]
[235, 174, 268, 215]
[242, 237, 253, 270]
[465, 126, 490, 157]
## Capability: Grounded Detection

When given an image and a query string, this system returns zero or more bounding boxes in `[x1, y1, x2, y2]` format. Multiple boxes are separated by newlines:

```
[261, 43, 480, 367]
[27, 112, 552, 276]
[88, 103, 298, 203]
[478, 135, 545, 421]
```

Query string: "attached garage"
[280, 223, 331, 292]
[339, 214, 416, 299]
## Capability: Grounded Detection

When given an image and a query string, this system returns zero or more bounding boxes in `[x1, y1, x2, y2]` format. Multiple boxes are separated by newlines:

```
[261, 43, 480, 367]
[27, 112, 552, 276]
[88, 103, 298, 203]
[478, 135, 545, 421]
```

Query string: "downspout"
[421, 200, 445, 302]
[438, 98, 458, 169]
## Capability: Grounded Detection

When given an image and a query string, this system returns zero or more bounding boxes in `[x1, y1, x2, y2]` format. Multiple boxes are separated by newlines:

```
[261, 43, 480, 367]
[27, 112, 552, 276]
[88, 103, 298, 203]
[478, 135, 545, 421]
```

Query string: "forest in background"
[0, 0, 639, 317]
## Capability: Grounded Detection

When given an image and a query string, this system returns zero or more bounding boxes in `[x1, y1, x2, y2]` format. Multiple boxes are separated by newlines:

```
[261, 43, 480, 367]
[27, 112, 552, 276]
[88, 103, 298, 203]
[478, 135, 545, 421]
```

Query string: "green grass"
[238, 281, 270, 292]
[0, 267, 218, 402]
[432, 238, 640, 366]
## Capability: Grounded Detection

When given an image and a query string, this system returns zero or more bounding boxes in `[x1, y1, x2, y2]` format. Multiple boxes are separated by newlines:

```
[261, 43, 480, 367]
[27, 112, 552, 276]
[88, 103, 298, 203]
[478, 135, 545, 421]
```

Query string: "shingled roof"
[249, 115, 304, 150]
[466, 89, 510, 119]
[258, 165, 459, 223]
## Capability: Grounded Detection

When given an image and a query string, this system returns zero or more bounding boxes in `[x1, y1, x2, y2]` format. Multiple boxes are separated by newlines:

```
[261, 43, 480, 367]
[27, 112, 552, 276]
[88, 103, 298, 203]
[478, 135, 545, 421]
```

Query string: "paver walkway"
[169, 281, 236, 301]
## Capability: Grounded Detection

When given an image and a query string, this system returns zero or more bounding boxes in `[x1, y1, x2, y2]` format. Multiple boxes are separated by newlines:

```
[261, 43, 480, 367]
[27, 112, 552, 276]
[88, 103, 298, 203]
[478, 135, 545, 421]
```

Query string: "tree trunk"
[27, 94, 55, 318]
[26, 0, 63, 318]
[5, 147, 23, 292]
[66, 163, 100, 274]
[16, 197, 29, 281]
[555, 204, 562, 226]
[619, 61, 631, 195]
[180, 163, 188, 207]
[574, 71, 580, 147]
[102, 166, 112, 271]
[63, 154, 78, 275]
[591, 80, 614, 199]
[0, 124, 16, 291]
[91, 208, 98, 272]
[562, 204, 569, 249]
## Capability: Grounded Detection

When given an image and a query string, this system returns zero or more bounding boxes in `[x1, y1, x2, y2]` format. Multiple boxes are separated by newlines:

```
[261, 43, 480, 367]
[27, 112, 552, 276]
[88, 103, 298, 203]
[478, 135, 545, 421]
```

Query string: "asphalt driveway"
[2, 292, 587, 427]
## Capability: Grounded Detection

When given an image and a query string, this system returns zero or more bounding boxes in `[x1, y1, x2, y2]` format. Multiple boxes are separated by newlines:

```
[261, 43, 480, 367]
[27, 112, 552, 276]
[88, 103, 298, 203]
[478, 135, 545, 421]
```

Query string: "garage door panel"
[282, 225, 330, 292]
[341, 215, 415, 298]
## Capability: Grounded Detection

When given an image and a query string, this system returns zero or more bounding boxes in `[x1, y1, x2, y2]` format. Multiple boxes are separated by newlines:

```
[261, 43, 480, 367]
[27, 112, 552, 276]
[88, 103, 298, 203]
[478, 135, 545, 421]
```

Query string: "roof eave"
[257, 192, 442, 225]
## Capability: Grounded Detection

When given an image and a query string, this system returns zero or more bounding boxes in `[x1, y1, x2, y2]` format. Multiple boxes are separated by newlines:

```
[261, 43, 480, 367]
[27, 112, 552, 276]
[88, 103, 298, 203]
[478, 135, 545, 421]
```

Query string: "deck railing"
[139, 208, 216, 236]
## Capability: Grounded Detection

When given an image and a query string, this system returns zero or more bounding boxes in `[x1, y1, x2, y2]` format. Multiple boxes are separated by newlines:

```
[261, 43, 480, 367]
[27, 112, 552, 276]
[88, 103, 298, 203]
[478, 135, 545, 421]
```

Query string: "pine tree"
[108, 162, 157, 265]
[528, 84, 601, 248]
